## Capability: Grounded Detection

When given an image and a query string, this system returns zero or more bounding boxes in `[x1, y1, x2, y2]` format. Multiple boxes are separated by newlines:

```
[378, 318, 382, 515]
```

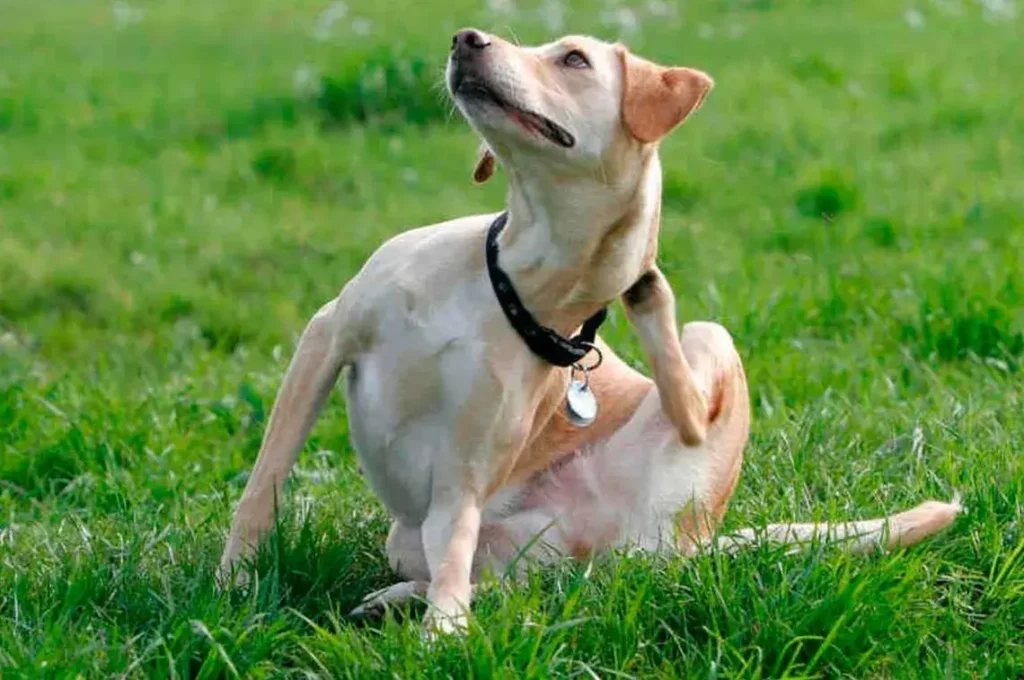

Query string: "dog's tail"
[707, 497, 961, 555]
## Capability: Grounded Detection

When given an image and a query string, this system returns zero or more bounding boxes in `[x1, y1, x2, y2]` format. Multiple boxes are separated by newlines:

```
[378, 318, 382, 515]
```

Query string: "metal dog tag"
[566, 376, 598, 427]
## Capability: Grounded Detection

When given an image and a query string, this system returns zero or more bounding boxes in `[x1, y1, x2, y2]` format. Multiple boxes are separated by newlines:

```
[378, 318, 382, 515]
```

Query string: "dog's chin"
[451, 79, 575, 150]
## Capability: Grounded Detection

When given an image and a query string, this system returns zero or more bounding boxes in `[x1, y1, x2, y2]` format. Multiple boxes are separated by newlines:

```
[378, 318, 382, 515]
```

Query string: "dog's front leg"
[622, 267, 708, 445]
[420, 492, 483, 634]
[219, 300, 350, 584]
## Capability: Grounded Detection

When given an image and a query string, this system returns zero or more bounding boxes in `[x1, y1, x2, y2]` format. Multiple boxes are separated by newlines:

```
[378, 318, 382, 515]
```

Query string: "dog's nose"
[451, 28, 491, 53]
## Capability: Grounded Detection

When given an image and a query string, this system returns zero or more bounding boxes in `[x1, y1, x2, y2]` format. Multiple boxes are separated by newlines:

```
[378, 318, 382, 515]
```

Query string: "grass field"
[1, 0, 1022, 676]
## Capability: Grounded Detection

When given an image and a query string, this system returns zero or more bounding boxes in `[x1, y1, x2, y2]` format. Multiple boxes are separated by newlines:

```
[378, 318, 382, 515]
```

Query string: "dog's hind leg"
[219, 298, 355, 585]
[623, 268, 710, 446]
[385, 521, 431, 581]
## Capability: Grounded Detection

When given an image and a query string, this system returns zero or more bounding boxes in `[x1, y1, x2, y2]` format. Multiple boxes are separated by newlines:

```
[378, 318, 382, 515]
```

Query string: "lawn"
[1, 0, 1022, 676]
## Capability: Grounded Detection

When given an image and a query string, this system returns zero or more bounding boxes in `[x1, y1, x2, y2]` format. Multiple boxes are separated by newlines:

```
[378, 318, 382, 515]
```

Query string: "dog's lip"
[454, 78, 576, 149]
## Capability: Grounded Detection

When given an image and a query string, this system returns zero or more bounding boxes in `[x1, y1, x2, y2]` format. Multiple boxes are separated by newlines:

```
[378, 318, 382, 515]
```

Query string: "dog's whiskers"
[430, 72, 462, 124]
[504, 25, 522, 47]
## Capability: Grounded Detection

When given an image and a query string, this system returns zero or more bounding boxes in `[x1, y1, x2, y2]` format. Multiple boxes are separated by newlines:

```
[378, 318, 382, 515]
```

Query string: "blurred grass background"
[0, 0, 1022, 676]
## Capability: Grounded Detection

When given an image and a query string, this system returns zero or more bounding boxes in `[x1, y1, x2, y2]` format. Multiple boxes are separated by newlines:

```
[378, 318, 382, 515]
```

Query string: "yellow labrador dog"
[220, 29, 960, 632]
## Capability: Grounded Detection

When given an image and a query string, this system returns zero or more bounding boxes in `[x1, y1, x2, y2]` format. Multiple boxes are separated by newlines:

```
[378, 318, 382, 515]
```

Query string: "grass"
[1, 0, 1022, 676]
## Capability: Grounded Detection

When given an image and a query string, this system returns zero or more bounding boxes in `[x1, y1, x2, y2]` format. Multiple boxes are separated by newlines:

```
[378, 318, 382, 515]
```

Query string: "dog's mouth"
[455, 79, 576, 149]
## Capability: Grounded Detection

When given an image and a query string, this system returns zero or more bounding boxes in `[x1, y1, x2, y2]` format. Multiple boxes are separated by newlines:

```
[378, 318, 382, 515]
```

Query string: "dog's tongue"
[508, 109, 544, 136]
[508, 109, 574, 148]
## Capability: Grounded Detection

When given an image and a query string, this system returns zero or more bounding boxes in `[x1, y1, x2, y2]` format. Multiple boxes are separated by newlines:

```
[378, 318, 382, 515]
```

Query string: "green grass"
[1, 0, 1022, 676]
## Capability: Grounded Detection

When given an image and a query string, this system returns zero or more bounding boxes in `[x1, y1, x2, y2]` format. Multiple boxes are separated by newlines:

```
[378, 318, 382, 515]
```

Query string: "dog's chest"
[343, 283, 535, 525]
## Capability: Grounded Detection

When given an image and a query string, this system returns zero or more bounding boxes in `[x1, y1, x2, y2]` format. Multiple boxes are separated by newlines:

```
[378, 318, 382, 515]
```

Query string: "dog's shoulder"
[337, 212, 501, 323]
[355, 212, 499, 283]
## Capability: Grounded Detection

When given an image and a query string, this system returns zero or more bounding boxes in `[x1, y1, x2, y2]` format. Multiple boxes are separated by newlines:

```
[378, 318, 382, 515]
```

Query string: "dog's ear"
[617, 47, 713, 144]
[473, 144, 496, 184]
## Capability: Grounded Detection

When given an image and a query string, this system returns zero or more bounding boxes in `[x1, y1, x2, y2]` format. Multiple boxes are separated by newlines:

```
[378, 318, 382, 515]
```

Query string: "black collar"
[485, 211, 607, 367]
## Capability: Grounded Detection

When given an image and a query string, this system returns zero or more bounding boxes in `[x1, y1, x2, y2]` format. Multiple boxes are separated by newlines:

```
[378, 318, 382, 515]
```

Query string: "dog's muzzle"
[448, 28, 490, 93]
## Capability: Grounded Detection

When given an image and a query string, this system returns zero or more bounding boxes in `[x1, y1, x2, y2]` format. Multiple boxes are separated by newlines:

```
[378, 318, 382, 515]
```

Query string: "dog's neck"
[495, 150, 662, 337]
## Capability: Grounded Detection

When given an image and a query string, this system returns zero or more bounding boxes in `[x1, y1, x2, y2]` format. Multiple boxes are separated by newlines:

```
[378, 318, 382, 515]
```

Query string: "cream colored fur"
[219, 30, 960, 633]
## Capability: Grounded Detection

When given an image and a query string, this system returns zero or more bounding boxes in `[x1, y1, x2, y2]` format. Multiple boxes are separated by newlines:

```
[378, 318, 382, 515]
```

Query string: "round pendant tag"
[566, 379, 598, 427]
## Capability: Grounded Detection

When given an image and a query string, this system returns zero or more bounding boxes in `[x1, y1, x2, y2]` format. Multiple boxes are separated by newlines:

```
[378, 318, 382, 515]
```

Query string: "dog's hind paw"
[349, 581, 429, 619]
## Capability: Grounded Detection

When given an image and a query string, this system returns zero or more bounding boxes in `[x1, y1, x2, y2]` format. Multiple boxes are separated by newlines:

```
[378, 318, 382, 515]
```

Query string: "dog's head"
[447, 29, 713, 183]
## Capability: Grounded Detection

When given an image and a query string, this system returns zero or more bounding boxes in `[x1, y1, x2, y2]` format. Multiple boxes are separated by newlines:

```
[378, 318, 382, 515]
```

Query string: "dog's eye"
[562, 50, 590, 69]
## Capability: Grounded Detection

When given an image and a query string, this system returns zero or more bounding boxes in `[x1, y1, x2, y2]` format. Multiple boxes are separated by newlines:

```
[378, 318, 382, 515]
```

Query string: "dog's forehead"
[525, 34, 617, 60]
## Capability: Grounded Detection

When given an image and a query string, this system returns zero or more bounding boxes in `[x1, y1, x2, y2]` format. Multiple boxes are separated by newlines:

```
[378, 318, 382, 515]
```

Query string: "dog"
[219, 29, 960, 632]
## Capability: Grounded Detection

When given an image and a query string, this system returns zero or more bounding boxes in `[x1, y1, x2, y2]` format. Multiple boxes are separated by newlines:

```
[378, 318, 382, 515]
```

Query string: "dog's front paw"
[422, 605, 469, 638]
[349, 581, 429, 619]
[215, 556, 252, 593]
[420, 586, 474, 637]
[217, 533, 260, 592]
